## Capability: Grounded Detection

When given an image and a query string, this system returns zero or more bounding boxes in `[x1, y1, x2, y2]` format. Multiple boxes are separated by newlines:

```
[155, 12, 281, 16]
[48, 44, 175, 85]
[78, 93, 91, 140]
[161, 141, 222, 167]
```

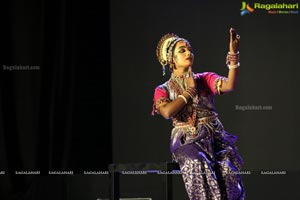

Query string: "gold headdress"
[156, 33, 185, 76]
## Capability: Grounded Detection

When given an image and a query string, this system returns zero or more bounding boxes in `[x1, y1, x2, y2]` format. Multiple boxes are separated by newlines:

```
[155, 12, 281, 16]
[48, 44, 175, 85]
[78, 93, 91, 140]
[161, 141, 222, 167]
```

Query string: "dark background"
[1, 0, 111, 199]
[1, 0, 300, 199]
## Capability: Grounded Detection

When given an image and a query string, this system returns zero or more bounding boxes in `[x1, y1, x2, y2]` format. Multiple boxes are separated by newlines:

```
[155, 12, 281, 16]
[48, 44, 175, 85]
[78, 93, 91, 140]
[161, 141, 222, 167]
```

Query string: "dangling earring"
[169, 63, 175, 71]
[162, 66, 166, 76]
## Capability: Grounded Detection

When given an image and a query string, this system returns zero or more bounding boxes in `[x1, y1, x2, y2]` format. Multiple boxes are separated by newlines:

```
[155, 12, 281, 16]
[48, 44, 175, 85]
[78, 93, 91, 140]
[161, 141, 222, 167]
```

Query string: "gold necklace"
[171, 73, 187, 91]
[171, 73, 200, 137]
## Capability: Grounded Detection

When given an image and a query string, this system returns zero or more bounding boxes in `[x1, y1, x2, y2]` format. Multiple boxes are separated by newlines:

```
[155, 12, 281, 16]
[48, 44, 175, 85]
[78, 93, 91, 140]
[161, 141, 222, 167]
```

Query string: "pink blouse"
[152, 72, 227, 115]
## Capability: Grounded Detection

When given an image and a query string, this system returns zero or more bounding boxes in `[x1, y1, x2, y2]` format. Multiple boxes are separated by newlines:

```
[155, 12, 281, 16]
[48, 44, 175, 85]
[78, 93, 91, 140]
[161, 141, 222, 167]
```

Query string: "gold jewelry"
[156, 34, 190, 76]
[227, 62, 240, 69]
[178, 95, 187, 104]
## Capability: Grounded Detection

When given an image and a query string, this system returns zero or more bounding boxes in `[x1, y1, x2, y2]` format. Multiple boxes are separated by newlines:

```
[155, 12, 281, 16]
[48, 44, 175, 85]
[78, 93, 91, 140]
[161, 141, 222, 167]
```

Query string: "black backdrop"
[1, 0, 300, 199]
[1, 0, 111, 199]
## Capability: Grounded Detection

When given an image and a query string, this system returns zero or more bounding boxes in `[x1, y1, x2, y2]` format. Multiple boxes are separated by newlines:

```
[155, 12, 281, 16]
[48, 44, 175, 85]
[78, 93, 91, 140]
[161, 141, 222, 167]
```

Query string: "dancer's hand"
[229, 28, 240, 53]
[185, 67, 196, 89]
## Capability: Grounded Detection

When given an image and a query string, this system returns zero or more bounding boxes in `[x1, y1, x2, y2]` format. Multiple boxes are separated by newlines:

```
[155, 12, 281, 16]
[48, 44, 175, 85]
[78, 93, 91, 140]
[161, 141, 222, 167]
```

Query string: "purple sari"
[153, 72, 245, 200]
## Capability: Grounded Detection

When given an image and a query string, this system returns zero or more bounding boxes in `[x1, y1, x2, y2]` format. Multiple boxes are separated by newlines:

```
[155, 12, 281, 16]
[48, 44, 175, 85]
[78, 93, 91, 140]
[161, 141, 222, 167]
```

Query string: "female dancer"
[152, 28, 245, 200]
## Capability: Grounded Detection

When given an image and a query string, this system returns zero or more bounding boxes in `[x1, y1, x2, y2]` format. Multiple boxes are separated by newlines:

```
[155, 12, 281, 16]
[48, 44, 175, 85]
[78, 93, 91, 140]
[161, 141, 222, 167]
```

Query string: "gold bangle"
[227, 62, 240, 69]
[178, 95, 187, 104]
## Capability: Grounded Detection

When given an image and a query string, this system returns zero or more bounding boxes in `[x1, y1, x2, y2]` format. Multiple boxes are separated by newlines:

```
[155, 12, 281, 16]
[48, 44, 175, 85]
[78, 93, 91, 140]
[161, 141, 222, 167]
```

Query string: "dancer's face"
[172, 40, 194, 69]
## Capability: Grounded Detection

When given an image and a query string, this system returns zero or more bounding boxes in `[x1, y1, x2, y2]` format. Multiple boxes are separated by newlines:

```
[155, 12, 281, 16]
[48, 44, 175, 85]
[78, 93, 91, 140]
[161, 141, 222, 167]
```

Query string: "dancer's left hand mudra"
[185, 67, 196, 89]
[229, 28, 240, 53]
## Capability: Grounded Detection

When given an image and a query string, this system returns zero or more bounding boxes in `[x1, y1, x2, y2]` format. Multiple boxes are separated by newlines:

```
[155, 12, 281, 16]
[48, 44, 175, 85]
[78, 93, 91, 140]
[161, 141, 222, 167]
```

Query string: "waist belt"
[173, 114, 218, 127]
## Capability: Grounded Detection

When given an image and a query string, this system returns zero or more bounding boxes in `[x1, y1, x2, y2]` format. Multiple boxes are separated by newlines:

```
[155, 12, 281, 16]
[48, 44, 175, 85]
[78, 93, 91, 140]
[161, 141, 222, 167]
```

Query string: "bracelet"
[227, 62, 240, 69]
[228, 51, 239, 55]
[178, 95, 187, 104]
[226, 51, 240, 65]
[185, 87, 197, 98]
[184, 91, 194, 99]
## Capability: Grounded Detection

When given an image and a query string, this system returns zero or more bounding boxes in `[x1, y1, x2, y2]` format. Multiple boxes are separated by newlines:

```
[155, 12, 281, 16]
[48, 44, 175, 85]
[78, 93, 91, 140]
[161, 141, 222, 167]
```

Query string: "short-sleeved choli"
[152, 83, 170, 115]
[196, 72, 228, 95]
[152, 72, 228, 115]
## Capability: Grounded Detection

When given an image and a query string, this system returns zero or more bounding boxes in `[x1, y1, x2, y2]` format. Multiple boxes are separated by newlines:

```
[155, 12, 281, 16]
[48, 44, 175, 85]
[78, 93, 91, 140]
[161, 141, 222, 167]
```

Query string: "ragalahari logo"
[240, 2, 254, 16]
